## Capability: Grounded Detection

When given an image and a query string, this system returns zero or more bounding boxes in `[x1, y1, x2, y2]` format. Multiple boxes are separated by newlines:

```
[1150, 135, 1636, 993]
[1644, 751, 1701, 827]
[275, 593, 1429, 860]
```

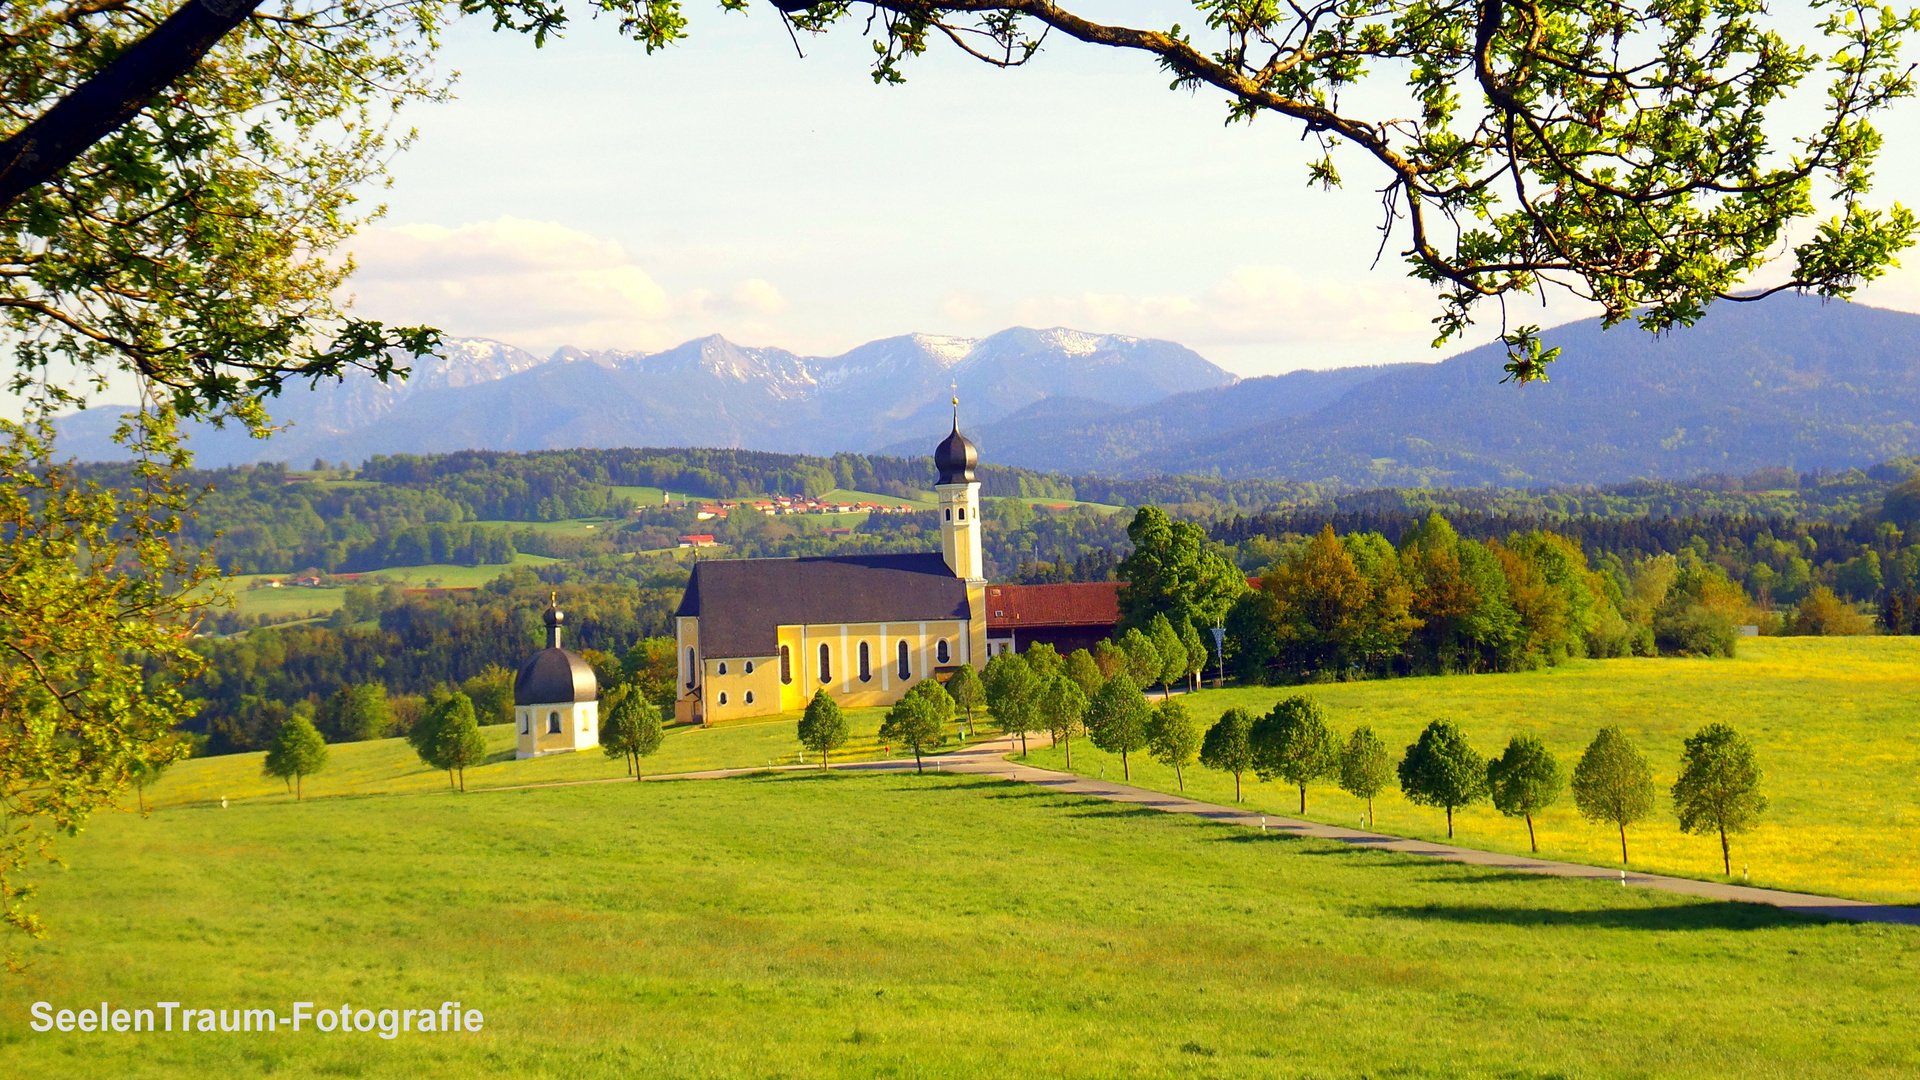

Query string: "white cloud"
[340, 217, 800, 353]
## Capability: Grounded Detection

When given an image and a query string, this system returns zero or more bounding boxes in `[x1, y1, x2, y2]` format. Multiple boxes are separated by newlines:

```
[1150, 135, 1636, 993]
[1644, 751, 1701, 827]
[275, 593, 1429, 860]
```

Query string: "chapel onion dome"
[934, 422, 977, 486]
[514, 599, 598, 706]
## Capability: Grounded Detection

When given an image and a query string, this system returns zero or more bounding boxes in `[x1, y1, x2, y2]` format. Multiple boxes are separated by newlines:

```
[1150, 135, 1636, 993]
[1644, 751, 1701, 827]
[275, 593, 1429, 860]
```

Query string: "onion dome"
[514, 595, 598, 705]
[934, 399, 977, 485]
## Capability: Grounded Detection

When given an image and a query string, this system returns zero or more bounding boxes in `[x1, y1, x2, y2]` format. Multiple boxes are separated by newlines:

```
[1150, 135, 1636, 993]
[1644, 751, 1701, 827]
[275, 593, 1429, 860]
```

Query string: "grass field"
[3, 770, 1915, 1078]
[139, 704, 1000, 809]
[1022, 637, 1920, 904]
[220, 555, 559, 619]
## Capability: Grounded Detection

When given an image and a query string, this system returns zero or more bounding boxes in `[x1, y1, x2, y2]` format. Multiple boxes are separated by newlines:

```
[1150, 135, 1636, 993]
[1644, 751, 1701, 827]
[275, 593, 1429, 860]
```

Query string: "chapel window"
[719, 692, 728, 706]
[937, 639, 950, 664]
[745, 690, 755, 704]
[685, 648, 696, 688]
[718, 661, 728, 676]
[897, 640, 910, 679]
[858, 641, 871, 683]
[819, 643, 832, 683]
[548, 711, 561, 734]
[780, 645, 792, 685]
[519, 713, 529, 735]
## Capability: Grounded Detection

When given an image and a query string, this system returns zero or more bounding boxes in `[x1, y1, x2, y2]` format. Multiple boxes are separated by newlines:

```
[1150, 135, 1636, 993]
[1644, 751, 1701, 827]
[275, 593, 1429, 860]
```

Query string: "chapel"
[513, 597, 600, 758]
[672, 411, 988, 724]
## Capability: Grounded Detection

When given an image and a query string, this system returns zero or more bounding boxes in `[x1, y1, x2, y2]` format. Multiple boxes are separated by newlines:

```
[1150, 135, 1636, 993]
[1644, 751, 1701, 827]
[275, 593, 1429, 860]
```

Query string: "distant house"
[678, 535, 718, 548]
[983, 582, 1122, 658]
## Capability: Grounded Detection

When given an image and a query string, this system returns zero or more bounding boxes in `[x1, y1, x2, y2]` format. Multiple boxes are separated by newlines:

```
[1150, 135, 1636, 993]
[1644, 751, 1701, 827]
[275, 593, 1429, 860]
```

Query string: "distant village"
[688, 494, 921, 521]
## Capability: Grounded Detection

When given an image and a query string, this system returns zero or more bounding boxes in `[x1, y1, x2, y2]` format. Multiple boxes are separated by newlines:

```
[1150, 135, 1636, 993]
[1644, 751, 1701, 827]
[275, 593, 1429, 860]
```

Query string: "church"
[672, 413, 989, 724]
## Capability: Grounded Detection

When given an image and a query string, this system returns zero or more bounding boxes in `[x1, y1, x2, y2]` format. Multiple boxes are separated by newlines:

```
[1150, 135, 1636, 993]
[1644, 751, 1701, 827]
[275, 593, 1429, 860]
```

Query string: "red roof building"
[982, 581, 1122, 658]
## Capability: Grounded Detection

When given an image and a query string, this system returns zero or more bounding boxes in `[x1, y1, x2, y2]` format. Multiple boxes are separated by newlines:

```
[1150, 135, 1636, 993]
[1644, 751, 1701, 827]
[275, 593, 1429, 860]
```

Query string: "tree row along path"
[481, 735, 1920, 928]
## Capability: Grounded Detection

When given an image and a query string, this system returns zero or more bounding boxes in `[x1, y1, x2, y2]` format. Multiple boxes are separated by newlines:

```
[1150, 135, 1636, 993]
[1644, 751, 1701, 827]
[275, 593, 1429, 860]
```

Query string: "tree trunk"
[1175, 763, 1184, 792]
[0, 0, 267, 211]
[1298, 785, 1307, 814]
[1121, 750, 1130, 781]
[1618, 822, 1629, 864]
[1234, 771, 1242, 802]
[1366, 796, 1374, 829]
[1445, 805, 1453, 838]
[1064, 735, 1071, 768]
[1020, 732, 1028, 757]
[1525, 812, 1537, 853]
[296, 773, 303, 801]
[458, 766, 466, 792]
[914, 749, 923, 774]
[1719, 824, 1731, 876]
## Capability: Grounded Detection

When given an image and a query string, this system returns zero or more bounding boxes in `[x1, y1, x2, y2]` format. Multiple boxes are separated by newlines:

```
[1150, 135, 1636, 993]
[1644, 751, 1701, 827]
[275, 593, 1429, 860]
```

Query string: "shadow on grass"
[1367, 901, 1820, 931]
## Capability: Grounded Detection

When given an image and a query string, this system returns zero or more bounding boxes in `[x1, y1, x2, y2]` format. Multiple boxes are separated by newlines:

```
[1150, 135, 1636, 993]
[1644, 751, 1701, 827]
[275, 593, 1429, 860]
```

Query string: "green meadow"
[4, 771, 1915, 1079]
[221, 554, 561, 619]
[1024, 637, 1920, 904]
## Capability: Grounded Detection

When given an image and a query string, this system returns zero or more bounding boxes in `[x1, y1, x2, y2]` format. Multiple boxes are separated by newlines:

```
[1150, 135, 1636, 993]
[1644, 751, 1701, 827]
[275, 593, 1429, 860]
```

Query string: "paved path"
[487, 735, 1920, 927]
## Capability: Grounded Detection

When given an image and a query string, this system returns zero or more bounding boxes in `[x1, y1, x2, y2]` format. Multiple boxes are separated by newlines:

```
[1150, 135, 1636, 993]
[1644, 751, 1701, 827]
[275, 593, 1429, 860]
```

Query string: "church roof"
[515, 648, 598, 705]
[676, 552, 970, 659]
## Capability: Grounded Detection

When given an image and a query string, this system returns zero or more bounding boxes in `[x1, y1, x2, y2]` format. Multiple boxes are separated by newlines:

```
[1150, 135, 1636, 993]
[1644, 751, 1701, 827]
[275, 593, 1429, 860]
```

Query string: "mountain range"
[52, 296, 1920, 487]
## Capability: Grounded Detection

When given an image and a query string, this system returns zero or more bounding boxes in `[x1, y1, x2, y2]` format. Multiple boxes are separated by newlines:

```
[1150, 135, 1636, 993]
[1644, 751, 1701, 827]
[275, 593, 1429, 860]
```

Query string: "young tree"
[1672, 723, 1768, 875]
[1022, 642, 1065, 683]
[429, 693, 488, 793]
[1487, 733, 1566, 852]
[1252, 695, 1340, 813]
[1200, 707, 1258, 802]
[1086, 673, 1152, 781]
[1118, 628, 1162, 692]
[1147, 613, 1187, 699]
[943, 664, 987, 736]
[406, 689, 452, 788]
[263, 715, 329, 801]
[881, 680, 952, 773]
[1571, 725, 1658, 864]
[1176, 618, 1208, 693]
[1064, 648, 1106, 699]
[1147, 699, 1202, 791]
[127, 744, 184, 814]
[797, 688, 850, 771]
[603, 687, 666, 777]
[1091, 639, 1129, 680]
[1038, 674, 1089, 767]
[1397, 719, 1489, 838]
[1339, 725, 1392, 828]
[983, 653, 1040, 755]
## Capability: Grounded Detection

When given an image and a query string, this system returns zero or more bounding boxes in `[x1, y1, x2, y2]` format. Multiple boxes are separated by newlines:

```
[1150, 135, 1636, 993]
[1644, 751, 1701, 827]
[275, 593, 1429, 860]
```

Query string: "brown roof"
[675, 553, 969, 659]
[984, 582, 1122, 630]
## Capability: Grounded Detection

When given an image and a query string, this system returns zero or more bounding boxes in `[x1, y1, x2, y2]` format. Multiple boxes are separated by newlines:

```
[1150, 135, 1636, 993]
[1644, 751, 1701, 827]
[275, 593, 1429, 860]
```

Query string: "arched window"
[744, 660, 754, 674]
[897, 639, 910, 679]
[936, 639, 950, 664]
[780, 645, 792, 684]
[719, 692, 728, 706]
[744, 690, 755, 704]
[718, 661, 728, 676]
[685, 648, 696, 688]
[858, 641, 871, 683]
[519, 712, 529, 735]
[944, 508, 952, 521]
[958, 507, 965, 520]
[819, 643, 832, 683]
[548, 711, 561, 734]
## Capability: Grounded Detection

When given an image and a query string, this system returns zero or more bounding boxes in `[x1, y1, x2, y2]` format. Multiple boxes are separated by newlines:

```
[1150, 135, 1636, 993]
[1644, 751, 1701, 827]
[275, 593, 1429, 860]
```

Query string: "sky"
[24, 0, 1920, 417]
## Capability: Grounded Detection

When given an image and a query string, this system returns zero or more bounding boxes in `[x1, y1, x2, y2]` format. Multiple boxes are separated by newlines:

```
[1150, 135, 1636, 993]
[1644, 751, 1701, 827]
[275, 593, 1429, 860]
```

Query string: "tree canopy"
[1397, 719, 1489, 837]
[1672, 722, 1767, 875]
[797, 688, 849, 770]
[1487, 733, 1566, 852]
[1571, 725, 1658, 863]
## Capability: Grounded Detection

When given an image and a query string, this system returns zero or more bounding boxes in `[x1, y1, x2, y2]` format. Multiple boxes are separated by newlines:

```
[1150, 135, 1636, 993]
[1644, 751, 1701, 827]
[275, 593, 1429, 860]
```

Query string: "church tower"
[513, 596, 600, 759]
[934, 400, 984, 583]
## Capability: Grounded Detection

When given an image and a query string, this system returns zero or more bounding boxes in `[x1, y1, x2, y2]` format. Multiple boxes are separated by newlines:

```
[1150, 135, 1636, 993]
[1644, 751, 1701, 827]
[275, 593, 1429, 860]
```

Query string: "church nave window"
[718, 661, 728, 675]
[897, 639, 910, 679]
[958, 507, 965, 520]
[744, 690, 754, 704]
[858, 641, 871, 682]
[719, 692, 728, 706]
[780, 645, 792, 684]
[819, 643, 832, 683]
[936, 639, 950, 664]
